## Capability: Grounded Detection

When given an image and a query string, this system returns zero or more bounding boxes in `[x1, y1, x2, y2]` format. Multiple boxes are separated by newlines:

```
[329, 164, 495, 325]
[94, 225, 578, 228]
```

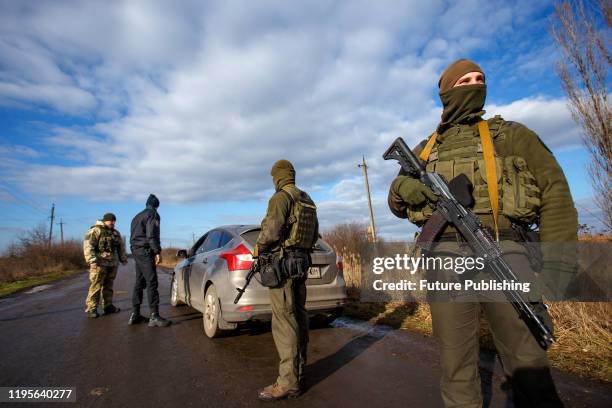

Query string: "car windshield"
[240, 228, 331, 252]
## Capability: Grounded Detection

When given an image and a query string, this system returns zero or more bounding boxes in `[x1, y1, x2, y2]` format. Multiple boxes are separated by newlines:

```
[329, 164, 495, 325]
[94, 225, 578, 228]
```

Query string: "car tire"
[203, 285, 224, 338]
[170, 274, 181, 307]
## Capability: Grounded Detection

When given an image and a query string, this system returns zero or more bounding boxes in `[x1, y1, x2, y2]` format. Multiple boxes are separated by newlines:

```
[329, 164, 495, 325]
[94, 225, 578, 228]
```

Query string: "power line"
[0, 184, 48, 216]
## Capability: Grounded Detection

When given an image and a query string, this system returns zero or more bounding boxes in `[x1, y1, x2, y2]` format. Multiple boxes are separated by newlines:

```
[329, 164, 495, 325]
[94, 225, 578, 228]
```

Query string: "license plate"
[307, 266, 321, 279]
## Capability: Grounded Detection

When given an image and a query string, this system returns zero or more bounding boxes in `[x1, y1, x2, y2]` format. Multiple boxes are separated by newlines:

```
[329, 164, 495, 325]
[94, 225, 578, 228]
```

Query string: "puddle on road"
[330, 316, 437, 352]
[24, 284, 53, 294]
[331, 316, 392, 337]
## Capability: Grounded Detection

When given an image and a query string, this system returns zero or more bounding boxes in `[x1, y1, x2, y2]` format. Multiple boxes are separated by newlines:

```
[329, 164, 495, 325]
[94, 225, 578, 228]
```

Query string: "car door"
[178, 234, 208, 306]
[189, 230, 223, 310]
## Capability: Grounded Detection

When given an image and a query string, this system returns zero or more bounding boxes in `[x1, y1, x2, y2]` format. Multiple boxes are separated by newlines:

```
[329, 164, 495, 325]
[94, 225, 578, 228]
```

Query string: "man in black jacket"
[128, 194, 171, 327]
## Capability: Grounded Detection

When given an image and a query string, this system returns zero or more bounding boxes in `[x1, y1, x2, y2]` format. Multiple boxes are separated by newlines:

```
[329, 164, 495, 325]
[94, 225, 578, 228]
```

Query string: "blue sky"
[0, 0, 606, 251]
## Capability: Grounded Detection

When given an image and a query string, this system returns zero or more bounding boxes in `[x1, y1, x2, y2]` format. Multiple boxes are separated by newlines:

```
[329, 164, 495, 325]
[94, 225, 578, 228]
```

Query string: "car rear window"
[240, 229, 260, 246]
[240, 228, 332, 252]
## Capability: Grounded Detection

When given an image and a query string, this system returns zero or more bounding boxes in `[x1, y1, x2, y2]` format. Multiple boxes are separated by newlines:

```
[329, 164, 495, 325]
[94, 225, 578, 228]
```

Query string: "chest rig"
[95, 226, 121, 261]
[407, 117, 542, 233]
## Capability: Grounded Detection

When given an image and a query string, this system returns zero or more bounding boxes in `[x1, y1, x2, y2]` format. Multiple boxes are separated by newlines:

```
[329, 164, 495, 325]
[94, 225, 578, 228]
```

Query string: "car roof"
[214, 225, 260, 235]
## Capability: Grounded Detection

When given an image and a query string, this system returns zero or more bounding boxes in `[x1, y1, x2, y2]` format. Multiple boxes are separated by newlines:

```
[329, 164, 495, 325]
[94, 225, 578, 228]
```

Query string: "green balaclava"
[437, 59, 487, 133]
[270, 159, 295, 191]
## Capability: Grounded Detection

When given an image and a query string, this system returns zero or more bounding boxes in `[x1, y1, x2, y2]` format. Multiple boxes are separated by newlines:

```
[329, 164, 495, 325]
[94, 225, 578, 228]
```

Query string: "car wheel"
[203, 285, 224, 338]
[170, 274, 181, 307]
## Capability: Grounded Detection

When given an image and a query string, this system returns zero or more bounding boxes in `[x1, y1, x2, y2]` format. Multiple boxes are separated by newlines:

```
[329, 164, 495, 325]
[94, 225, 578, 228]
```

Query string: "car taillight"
[336, 256, 343, 276]
[220, 244, 254, 271]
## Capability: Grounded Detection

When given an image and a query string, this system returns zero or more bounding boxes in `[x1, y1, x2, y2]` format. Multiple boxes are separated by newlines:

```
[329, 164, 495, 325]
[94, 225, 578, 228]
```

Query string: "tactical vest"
[407, 116, 542, 228]
[281, 185, 318, 250]
[92, 225, 122, 263]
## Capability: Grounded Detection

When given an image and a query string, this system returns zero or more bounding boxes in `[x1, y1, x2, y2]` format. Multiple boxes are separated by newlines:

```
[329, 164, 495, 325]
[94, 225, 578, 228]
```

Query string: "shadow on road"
[303, 325, 390, 392]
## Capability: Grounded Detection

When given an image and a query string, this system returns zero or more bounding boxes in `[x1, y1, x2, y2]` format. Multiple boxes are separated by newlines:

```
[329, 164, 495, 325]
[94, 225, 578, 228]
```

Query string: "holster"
[258, 253, 284, 288]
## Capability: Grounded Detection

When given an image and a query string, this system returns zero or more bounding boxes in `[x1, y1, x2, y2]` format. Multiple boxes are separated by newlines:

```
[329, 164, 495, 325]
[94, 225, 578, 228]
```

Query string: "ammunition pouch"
[407, 120, 542, 226]
[282, 249, 311, 279]
[258, 253, 284, 288]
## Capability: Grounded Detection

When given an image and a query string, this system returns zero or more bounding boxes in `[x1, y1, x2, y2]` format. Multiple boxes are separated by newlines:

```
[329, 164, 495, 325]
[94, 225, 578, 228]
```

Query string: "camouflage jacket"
[83, 221, 128, 267]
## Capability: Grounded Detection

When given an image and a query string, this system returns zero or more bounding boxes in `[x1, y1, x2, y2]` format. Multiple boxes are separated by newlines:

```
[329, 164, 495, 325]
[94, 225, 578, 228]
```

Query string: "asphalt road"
[0, 260, 610, 408]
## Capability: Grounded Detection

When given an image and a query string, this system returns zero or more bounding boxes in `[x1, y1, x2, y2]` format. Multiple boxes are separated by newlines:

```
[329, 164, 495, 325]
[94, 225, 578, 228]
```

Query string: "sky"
[0, 0, 607, 251]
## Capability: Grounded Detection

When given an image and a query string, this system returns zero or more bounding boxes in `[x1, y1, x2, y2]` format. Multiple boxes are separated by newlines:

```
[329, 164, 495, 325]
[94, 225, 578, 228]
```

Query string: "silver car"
[170, 225, 347, 338]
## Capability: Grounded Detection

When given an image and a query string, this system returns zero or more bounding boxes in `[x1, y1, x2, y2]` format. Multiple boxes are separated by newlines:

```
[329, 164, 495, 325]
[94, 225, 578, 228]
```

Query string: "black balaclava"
[146, 194, 160, 209]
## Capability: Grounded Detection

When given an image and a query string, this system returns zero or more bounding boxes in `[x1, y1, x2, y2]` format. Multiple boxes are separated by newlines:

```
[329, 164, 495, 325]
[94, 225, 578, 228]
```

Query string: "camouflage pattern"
[83, 220, 127, 312]
[85, 264, 118, 312]
[83, 221, 127, 267]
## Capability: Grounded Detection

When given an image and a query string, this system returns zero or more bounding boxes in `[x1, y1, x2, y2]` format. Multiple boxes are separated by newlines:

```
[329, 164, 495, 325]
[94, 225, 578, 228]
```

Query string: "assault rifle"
[233, 259, 260, 304]
[383, 137, 555, 350]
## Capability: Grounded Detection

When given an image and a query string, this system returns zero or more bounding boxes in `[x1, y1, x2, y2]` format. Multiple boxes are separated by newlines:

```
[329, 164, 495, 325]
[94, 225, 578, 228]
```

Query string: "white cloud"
[487, 96, 582, 150]
[0, 0, 585, 239]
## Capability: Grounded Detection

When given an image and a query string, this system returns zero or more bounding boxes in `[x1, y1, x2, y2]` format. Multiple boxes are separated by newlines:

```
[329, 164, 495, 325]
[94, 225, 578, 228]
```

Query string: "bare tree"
[322, 222, 369, 256]
[551, 0, 612, 231]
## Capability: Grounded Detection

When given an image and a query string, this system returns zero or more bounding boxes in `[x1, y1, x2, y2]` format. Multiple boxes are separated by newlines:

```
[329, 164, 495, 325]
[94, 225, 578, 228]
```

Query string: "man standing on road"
[128, 194, 171, 327]
[255, 160, 319, 402]
[83, 212, 128, 318]
[387, 59, 577, 407]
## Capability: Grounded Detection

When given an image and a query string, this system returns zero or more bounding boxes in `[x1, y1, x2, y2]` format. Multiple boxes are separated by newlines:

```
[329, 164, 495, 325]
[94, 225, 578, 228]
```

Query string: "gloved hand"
[393, 175, 438, 207]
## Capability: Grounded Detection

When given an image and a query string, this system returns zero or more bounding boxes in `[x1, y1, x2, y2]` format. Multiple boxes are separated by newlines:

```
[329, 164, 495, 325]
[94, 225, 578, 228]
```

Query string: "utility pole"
[358, 156, 377, 243]
[48, 203, 55, 246]
[59, 218, 65, 245]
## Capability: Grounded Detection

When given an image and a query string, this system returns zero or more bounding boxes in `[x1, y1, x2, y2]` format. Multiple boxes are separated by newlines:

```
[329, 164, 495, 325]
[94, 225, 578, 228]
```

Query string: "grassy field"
[0, 269, 84, 297]
[0, 228, 88, 297]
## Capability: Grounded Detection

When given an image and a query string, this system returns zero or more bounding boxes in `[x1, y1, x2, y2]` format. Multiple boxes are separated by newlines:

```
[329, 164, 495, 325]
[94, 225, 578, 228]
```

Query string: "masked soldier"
[255, 159, 319, 401]
[388, 59, 577, 407]
[128, 194, 171, 327]
[83, 212, 128, 318]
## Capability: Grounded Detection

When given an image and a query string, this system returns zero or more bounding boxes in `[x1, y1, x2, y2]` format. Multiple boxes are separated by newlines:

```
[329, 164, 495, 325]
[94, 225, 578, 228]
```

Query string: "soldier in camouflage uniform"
[388, 59, 577, 407]
[84, 213, 128, 318]
[256, 160, 319, 401]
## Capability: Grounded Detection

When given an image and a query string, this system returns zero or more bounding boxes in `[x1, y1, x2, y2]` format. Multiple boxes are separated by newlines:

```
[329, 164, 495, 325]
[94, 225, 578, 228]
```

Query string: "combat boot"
[103, 305, 121, 315]
[148, 313, 172, 327]
[258, 383, 301, 401]
[87, 310, 99, 319]
[128, 312, 146, 325]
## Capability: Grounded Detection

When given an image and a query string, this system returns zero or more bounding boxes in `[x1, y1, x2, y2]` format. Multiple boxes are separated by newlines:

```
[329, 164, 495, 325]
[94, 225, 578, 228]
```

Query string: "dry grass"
[547, 302, 611, 380]
[337, 241, 612, 382]
[158, 247, 181, 269]
[0, 240, 87, 283]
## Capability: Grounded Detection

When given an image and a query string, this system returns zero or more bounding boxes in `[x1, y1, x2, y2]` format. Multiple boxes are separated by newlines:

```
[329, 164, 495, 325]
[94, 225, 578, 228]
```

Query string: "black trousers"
[131, 248, 160, 314]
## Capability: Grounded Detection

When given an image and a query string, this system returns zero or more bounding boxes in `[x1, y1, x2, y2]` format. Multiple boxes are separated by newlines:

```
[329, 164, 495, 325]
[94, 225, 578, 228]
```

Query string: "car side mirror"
[176, 249, 188, 259]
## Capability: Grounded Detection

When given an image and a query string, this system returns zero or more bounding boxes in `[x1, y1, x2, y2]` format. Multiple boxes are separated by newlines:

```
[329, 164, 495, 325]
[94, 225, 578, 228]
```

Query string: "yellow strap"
[419, 132, 438, 161]
[478, 120, 499, 241]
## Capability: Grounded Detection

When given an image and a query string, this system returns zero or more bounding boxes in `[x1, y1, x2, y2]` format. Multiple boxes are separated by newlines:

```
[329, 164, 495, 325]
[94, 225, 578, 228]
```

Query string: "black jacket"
[130, 205, 161, 254]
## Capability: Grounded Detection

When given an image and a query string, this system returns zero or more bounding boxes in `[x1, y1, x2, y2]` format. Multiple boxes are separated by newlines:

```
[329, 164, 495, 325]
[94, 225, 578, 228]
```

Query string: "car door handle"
[202, 258, 208, 264]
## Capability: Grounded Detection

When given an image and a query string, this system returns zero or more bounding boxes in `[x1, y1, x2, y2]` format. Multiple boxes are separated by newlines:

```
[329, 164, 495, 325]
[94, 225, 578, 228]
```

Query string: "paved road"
[0, 260, 610, 408]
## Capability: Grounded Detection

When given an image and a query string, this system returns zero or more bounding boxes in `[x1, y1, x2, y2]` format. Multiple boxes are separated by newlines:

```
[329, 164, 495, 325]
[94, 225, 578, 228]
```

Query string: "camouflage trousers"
[85, 264, 118, 312]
